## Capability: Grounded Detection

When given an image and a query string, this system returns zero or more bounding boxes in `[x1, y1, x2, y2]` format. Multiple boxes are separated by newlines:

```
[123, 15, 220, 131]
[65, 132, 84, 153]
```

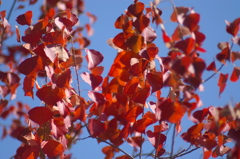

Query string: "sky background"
[1, 0, 240, 158]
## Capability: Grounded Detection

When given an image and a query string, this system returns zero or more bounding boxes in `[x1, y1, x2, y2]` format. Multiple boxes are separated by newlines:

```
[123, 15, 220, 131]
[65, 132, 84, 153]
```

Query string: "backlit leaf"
[16, 11, 32, 26]
[175, 38, 195, 55]
[88, 119, 107, 137]
[170, 7, 189, 22]
[128, 2, 144, 17]
[147, 130, 166, 152]
[183, 13, 200, 32]
[126, 34, 144, 53]
[81, 72, 103, 90]
[206, 61, 217, 72]
[133, 117, 154, 133]
[147, 71, 163, 94]
[216, 46, 230, 64]
[230, 67, 240, 82]
[85, 49, 104, 70]
[28, 107, 53, 125]
[41, 140, 64, 158]
[36, 85, 65, 105]
[23, 76, 34, 98]
[125, 106, 143, 122]
[218, 73, 228, 96]
[132, 86, 150, 104]
[226, 17, 240, 36]
[133, 15, 150, 33]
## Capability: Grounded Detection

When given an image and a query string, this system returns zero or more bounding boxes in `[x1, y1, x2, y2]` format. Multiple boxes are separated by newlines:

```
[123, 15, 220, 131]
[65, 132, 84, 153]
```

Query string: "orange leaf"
[28, 107, 53, 125]
[218, 73, 228, 96]
[41, 140, 64, 158]
[133, 117, 154, 133]
[125, 106, 143, 122]
[126, 34, 144, 53]
[170, 7, 189, 22]
[127, 2, 144, 17]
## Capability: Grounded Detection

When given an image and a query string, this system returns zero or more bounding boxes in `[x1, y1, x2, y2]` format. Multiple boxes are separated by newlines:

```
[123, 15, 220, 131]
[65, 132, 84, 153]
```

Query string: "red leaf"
[133, 117, 154, 133]
[88, 91, 105, 106]
[133, 15, 150, 33]
[183, 13, 200, 32]
[226, 18, 240, 36]
[128, 2, 144, 17]
[147, 71, 163, 94]
[123, 76, 140, 94]
[132, 86, 150, 104]
[125, 106, 143, 122]
[216, 46, 230, 64]
[16, 11, 32, 26]
[172, 26, 191, 41]
[129, 58, 148, 77]
[85, 49, 104, 70]
[127, 136, 144, 148]
[193, 108, 209, 123]
[81, 72, 103, 90]
[88, 119, 107, 137]
[28, 107, 53, 125]
[53, 69, 71, 88]
[218, 73, 228, 96]
[156, 98, 186, 123]
[73, 105, 86, 122]
[36, 85, 65, 105]
[212, 145, 231, 158]
[43, 31, 66, 46]
[147, 130, 166, 152]
[18, 56, 44, 78]
[230, 67, 240, 82]
[175, 38, 195, 55]
[23, 76, 35, 98]
[41, 140, 64, 158]
[206, 61, 217, 72]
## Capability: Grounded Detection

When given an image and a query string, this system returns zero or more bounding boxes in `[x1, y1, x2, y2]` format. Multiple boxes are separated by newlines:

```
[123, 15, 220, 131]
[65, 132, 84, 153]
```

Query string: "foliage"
[0, 0, 240, 158]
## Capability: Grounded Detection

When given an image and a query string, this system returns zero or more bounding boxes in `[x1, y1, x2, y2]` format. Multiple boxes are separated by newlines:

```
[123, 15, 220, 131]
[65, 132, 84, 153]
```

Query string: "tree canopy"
[0, 0, 240, 158]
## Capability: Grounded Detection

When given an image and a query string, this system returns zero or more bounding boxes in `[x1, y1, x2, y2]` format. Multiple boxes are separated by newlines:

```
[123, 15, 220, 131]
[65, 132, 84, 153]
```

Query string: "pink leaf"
[85, 49, 104, 70]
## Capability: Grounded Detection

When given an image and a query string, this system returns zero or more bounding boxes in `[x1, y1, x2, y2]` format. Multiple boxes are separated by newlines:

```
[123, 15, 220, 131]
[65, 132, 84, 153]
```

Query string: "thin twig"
[203, 42, 233, 83]
[170, 124, 176, 158]
[95, 137, 134, 159]
[158, 147, 200, 159]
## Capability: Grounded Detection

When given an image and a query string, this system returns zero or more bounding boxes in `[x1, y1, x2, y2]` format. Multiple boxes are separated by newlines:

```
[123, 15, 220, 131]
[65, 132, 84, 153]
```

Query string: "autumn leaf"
[147, 71, 163, 94]
[81, 72, 103, 90]
[230, 67, 240, 82]
[41, 140, 64, 158]
[125, 106, 143, 122]
[28, 107, 53, 125]
[226, 17, 240, 37]
[85, 49, 104, 70]
[127, 1, 144, 17]
[218, 73, 228, 96]
[16, 11, 32, 26]
[88, 119, 107, 137]
[206, 61, 217, 72]
[36, 85, 65, 105]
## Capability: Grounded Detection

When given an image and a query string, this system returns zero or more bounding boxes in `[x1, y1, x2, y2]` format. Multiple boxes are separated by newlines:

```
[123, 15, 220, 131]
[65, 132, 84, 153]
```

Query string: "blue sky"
[1, 0, 240, 158]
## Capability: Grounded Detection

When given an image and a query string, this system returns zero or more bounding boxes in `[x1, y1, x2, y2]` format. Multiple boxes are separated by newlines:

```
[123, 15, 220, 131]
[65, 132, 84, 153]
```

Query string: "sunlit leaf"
[16, 11, 32, 26]
[218, 73, 228, 96]
[85, 49, 104, 70]
[230, 67, 240, 82]
[133, 117, 154, 133]
[147, 71, 163, 94]
[127, 2, 144, 17]
[125, 106, 143, 122]
[226, 17, 240, 36]
[88, 119, 107, 137]
[36, 85, 65, 105]
[206, 61, 217, 72]
[28, 107, 53, 125]
[132, 86, 150, 104]
[183, 13, 200, 32]
[81, 72, 103, 90]
[41, 140, 64, 158]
